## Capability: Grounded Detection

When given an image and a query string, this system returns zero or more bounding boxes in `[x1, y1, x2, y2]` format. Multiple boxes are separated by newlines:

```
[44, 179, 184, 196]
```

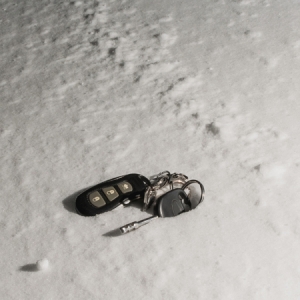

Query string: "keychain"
[75, 171, 205, 234]
[120, 177, 204, 234]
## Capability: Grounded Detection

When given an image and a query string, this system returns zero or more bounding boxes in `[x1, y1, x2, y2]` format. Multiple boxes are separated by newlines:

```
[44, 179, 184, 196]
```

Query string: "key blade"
[120, 216, 158, 234]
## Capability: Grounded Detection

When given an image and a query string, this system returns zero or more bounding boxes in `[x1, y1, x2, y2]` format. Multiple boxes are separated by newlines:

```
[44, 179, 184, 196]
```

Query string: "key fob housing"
[76, 173, 150, 216]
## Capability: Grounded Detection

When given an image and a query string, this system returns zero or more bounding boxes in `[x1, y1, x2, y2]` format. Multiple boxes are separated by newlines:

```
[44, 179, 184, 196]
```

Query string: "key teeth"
[120, 222, 138, 234]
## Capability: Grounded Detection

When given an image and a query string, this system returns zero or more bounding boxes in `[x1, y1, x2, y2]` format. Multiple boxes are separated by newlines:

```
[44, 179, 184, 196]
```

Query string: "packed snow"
[36, 258, 49, 271]
[1, 0, 300, 299]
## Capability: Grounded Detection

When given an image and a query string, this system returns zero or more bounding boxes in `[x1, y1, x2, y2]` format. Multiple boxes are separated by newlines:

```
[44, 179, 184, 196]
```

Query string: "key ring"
[143, 171, 189, 210]
[182, 179, 205, 208]
[75, 170, 205, 234]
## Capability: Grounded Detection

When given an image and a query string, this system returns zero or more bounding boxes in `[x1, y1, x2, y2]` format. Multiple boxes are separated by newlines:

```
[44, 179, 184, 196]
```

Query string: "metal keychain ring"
[182, 179, 205, 204]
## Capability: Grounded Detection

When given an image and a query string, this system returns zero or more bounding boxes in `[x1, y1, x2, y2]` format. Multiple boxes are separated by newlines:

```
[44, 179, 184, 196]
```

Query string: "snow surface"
[1, 0, 300, 299]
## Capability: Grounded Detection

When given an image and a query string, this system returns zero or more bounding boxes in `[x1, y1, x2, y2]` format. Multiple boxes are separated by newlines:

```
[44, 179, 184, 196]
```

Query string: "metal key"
[120, 180, 205, 234]
[143, 171, 189, 211]
[76, 173, 150, 216]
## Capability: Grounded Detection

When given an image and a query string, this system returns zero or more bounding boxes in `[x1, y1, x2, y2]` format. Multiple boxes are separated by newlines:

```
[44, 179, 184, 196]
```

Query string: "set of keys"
[75, 171, 205, 234]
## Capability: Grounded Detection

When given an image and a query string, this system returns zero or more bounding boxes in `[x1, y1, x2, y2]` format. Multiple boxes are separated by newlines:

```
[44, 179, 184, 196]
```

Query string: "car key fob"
[76, 173, 150, 216]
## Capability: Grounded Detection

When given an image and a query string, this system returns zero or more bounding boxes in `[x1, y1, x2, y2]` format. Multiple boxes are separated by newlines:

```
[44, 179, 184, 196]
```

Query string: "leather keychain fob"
[76, 173, 150, 216]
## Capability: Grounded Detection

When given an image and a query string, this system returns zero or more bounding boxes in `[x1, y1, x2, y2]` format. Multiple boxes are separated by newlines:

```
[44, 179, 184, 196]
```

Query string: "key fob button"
[118, 181, 133, 193]
[102, 186, 119, 201]
[89, 191, 106, 208]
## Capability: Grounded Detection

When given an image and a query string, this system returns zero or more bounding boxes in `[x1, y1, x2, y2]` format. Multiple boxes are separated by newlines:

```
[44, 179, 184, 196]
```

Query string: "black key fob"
[76, 174, 150, 216]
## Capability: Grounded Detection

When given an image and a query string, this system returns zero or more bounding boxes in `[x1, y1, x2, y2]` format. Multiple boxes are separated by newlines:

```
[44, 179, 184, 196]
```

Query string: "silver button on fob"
[76, 174, 150, 216]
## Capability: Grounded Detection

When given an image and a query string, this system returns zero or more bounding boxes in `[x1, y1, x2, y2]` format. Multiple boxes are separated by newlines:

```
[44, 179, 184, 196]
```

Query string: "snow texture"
[1, 0, 300, 299]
